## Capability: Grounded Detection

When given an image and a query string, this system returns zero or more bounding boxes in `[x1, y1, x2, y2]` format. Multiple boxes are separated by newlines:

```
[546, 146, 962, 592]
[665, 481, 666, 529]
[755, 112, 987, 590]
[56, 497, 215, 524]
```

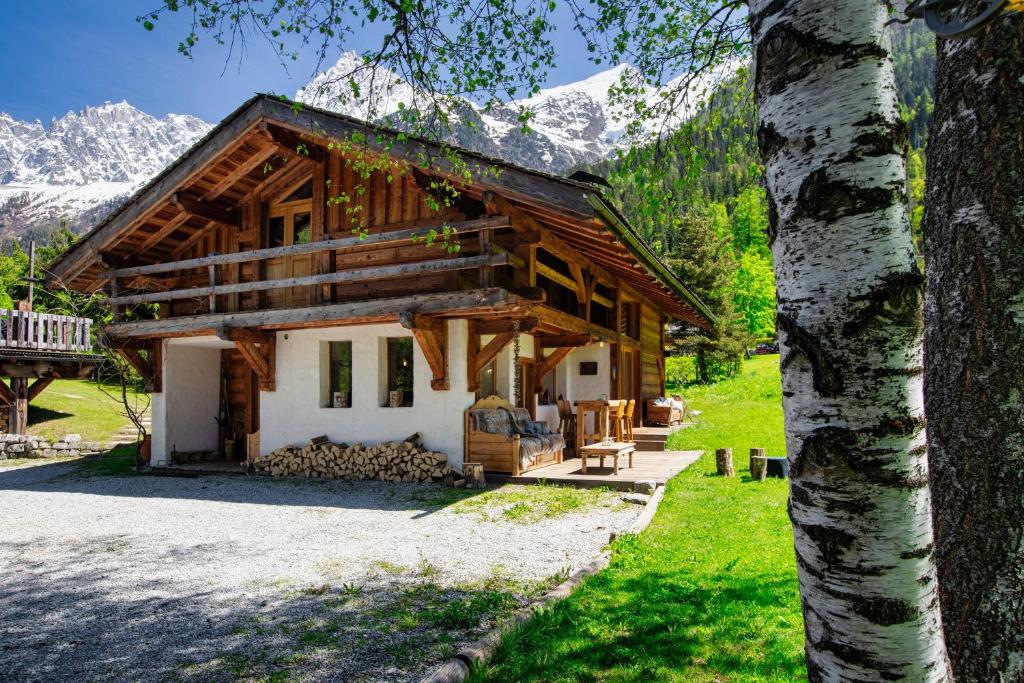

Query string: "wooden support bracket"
[399, 313, 449, 390]
[27, 377, 54, 403]
[0, 380, 14, 406]
[171, 192, 238, 228]
[536, 346, 574, 382]
[218, 327, 276, 391]
[475, 332, 514, 376]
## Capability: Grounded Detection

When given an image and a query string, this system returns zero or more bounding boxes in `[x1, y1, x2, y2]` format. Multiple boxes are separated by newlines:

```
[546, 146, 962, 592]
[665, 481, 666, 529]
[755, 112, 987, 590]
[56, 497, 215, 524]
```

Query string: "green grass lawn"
[468, 355, 805, 682]
[26, 379, 143, 444]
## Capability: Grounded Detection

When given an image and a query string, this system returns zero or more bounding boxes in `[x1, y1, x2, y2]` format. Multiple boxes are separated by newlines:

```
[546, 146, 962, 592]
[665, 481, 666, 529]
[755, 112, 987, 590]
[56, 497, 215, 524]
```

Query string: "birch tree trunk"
[749, 2, 951, 679]
[924, 18, 1024, 682]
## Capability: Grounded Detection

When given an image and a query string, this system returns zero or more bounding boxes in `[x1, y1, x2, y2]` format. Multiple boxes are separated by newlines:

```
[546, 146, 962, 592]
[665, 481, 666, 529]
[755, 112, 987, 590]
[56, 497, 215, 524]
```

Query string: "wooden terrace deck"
[490, 449, 702, 492]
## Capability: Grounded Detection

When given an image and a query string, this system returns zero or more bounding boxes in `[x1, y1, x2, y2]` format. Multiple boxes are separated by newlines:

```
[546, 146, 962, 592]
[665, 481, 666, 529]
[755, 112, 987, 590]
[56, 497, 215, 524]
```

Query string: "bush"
[666, 352, 741, 389]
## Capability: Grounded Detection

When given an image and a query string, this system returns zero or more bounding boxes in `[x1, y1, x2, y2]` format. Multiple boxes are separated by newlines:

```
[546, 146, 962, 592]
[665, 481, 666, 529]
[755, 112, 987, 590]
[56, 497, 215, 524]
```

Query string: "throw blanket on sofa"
[469, 407, 565, 469]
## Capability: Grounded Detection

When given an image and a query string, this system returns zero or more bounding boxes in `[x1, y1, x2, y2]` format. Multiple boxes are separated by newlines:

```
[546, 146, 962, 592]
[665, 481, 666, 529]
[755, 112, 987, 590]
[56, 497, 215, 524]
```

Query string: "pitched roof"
[50, 94, 713, 326]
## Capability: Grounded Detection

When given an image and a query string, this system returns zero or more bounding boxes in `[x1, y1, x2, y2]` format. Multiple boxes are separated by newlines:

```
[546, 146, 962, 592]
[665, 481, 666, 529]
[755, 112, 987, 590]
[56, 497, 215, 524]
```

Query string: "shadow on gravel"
[0, 543, 534, 683]
[0, 455, 486, 514]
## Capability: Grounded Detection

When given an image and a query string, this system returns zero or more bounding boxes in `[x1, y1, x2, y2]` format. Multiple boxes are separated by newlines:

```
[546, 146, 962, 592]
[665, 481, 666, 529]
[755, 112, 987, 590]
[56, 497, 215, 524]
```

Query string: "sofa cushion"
[469, 408, 514, 437]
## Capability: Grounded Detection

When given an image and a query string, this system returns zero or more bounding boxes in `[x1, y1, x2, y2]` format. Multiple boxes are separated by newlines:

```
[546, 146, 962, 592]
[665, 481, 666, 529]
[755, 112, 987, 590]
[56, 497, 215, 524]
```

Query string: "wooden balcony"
[0, 309, 93, 354]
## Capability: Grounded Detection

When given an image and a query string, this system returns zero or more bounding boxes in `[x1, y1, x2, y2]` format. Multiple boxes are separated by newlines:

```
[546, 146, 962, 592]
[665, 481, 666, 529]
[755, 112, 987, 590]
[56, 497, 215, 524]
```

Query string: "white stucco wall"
[563, 343, 612, 434]
[150, 340, 222, 465]
[258, 320, 476, 466]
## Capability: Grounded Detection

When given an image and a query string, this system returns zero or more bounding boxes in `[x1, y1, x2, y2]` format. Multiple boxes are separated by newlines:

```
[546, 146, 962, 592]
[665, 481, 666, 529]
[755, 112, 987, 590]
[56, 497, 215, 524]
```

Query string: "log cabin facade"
[49, 95, 712, 468]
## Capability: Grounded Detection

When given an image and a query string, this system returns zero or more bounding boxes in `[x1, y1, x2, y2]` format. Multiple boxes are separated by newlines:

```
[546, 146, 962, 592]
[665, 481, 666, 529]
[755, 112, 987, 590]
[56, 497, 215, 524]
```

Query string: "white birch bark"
[747, 2, 952, 680]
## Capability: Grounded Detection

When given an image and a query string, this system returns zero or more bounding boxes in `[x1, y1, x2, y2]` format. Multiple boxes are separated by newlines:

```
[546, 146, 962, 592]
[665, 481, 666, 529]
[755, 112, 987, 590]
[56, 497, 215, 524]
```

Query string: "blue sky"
[1, 0, 600, 124]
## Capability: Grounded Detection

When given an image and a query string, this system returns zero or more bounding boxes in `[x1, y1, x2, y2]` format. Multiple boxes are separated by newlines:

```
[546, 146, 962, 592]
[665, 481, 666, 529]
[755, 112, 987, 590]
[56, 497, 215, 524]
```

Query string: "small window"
[539, 366, 556, 405]
[326, 341, 352, 408]
[294, 211, 312, 245]
[385, 337, 414, 407]
[283, 179, 313, 202]
[479, 359, 497, 398]
[268, 215, 286, 248]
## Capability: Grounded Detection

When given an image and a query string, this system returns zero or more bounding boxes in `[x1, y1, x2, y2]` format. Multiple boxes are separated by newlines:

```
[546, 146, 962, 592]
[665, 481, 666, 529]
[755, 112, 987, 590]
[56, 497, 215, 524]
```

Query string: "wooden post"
[478, 228, 494, 287]
[9, 377, 29, 435]
[109, 277, 122, 322]
[463, 462, 486, 489]
[750, 448, 768, 481]
[207, 255, 218, 313]
[715, 448, 735, 477]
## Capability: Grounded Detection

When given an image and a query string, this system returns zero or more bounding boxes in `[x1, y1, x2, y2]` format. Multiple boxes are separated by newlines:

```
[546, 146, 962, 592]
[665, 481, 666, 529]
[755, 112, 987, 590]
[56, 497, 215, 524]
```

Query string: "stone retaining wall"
[0, 433, 102, 460]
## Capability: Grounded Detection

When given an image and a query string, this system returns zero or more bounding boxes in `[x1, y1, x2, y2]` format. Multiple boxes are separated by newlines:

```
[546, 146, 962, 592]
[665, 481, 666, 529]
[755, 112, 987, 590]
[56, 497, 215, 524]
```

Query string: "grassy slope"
[470, 355, 805, 682]
[26, 379, 139, 444]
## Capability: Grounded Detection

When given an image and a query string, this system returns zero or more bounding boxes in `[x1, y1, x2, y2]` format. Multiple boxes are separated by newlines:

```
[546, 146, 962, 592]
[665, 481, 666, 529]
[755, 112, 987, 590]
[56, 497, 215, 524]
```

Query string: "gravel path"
[0, 461, 641, 682]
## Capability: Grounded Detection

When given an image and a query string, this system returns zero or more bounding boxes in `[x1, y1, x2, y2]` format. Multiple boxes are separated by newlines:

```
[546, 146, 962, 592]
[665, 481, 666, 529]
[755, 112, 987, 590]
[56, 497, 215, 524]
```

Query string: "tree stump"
[750, 448, 767, 481]
[715, 448, 735, 477]
[463, 462, 486, 489]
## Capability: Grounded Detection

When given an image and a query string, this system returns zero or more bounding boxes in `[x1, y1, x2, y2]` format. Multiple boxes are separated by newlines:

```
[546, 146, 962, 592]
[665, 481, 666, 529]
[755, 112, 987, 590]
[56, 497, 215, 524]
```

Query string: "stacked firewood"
[251, 433, 456, 484]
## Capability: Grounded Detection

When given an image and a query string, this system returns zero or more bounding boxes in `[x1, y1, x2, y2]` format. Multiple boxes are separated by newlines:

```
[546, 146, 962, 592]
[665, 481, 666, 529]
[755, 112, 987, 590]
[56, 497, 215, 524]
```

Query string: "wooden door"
[265, 181, 314, 308]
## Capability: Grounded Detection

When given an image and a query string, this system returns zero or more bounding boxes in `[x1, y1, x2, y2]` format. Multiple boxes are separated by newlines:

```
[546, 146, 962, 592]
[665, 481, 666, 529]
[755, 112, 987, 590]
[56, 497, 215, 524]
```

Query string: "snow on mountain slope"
[0, 54, 728, 241]
[0, 102, 210, 239]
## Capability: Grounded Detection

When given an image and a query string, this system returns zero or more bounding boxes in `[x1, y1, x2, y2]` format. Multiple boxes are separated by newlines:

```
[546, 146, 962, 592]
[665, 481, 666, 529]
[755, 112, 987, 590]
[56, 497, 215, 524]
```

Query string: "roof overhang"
[49, 94, 713, 329]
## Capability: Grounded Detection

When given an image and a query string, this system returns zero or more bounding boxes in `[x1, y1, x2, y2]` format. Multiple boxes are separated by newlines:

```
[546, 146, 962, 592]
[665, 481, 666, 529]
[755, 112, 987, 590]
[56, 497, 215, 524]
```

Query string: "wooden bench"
[464, 395, 564, 476]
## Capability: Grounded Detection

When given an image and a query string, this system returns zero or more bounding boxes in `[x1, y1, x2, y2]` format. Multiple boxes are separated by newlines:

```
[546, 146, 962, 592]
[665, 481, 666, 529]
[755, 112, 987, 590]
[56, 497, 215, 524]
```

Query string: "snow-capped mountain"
[0, 54, 724, 240]
[0, 101, 211, 239]
[295, 52, 720, 173]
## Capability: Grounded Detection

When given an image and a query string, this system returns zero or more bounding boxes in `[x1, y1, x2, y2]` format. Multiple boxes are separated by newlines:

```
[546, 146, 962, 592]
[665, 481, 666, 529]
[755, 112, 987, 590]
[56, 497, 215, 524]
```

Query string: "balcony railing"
[0, 309, 93, 353]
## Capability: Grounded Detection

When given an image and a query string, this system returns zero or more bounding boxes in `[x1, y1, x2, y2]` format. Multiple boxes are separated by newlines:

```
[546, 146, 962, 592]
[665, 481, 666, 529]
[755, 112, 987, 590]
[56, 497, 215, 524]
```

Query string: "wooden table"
[573, 399, 626, 455]
[579, 441, 635, 474]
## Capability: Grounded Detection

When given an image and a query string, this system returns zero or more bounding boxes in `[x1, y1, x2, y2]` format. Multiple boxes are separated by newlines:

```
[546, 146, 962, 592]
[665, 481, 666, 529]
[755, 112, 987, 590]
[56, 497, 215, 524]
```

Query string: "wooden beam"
[217, 327, 274, 344]
[400, 313, 448, 390]
[535, 334, 592, 348]
[533, 305, 618, 343]
[171, 220, 219, 259]
[26, 377, 54, 402]
[105, 216, 511, 280]
[475, 332, 514, 375]
[0, 380, 14, 406]
[569, 263, 587, 303]
[106, 252, 511, 306]
[116, 348, 152, 379]
[137, 212, 192, 253]
[233, 339, 275, 391]
[103, 288, 526, 338]
[261, 124, 327, 163]
[171, 193, 238, 227]
[536, 261, 580, 293]
[536, 346, 574, 382]
[474, 317, 538, 335]
[203, 144, 280, 201]
[466, 319, 479, 392]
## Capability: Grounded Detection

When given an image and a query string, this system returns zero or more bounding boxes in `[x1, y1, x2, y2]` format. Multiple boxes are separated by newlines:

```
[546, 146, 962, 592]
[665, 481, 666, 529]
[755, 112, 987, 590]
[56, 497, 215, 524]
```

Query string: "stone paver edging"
[419, 484, 669, 683]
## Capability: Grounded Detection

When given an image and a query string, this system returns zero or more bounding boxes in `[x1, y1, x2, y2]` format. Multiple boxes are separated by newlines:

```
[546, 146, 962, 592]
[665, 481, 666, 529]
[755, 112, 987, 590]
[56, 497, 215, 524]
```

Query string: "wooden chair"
[612, 400, 627, 441]
[619, 399, 635, 442]
[557, 399, 577, 445]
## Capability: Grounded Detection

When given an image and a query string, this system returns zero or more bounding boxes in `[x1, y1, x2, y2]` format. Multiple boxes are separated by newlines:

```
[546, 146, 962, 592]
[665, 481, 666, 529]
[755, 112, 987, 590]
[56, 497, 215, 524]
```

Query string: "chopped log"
[715, 448, 735, 477]
[463, 462, 486, 489]
[750, 448, 767, 482]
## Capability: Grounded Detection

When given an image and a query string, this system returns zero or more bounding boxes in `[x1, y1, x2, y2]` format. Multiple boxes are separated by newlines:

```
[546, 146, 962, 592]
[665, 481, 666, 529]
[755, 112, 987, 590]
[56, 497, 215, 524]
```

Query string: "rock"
[63, 434, 83, 443]
[633, 480, 657, 495]
[621, 493, 651, 506]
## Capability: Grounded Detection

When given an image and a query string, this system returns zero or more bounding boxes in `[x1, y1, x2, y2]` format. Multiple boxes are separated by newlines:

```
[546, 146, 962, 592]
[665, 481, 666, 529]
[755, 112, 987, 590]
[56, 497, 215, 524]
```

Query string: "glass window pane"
[284, 179, 313, 202]
[293, 212, 312, 245]
[386, 337, 414, 407]
[268, 215, 286, 248]
[328, 341, 352, 407]
[480, 360, 496, 397]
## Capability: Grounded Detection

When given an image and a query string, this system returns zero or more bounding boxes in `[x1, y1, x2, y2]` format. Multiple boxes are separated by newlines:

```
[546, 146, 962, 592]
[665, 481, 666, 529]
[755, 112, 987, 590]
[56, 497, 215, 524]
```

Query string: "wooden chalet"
[48, 94, 712, 468]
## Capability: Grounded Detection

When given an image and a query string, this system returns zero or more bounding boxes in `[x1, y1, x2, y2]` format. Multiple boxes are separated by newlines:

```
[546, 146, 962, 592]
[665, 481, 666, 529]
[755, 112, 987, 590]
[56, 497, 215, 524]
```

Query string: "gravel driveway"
[0, 461, 641, 682]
